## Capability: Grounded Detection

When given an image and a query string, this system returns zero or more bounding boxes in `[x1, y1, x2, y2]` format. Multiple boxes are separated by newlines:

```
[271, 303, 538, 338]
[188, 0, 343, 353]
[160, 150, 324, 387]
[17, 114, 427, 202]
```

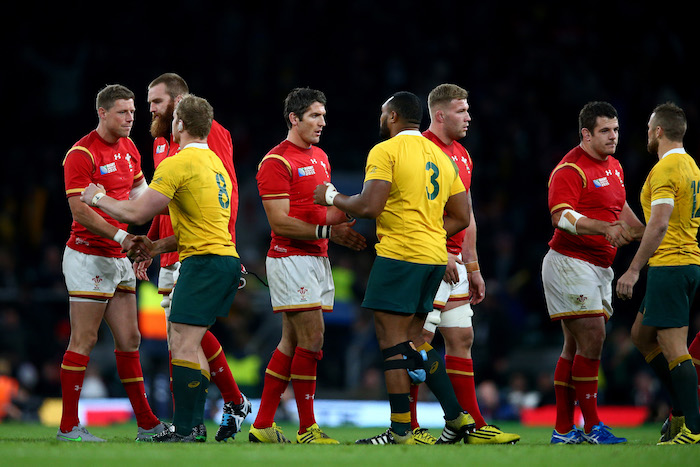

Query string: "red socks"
[689, 331, 700, 400]
[572, 355, 601, 432]
[59, 351, 89, 433]
[254, 349, 292, 428]
[445, 355, 486, 428]
[291, 347, 322, 432]
[409, 384, 420, 430]
[115, 350, 160, 429]
[553, 357, 576, 433]
[201, 330, 243, 405]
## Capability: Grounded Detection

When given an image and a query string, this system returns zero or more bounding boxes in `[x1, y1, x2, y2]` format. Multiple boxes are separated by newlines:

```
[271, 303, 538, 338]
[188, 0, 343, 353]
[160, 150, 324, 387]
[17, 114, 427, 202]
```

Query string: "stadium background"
[1, 2, 699, 425]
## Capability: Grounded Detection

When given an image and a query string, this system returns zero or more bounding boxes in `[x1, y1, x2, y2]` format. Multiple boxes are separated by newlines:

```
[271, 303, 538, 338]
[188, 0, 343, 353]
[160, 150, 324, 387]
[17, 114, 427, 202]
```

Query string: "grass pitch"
[0, 421, 697, 466]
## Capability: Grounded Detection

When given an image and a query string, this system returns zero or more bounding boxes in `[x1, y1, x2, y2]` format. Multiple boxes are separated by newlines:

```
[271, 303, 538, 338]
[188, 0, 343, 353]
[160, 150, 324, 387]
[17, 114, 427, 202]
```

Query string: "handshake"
[115, 234, 165, 281]
[604, 220, 641, 248]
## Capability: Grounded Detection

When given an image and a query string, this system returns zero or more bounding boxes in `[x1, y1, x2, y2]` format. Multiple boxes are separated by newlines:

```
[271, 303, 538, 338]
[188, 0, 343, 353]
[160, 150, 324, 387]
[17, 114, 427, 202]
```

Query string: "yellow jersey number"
[426, 162, 440, 200]
[216, 173, 230, 209]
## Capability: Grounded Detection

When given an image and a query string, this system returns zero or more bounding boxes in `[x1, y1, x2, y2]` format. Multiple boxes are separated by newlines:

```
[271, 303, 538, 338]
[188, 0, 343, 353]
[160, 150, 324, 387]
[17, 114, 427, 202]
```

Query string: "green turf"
[0, 421, 697, 466]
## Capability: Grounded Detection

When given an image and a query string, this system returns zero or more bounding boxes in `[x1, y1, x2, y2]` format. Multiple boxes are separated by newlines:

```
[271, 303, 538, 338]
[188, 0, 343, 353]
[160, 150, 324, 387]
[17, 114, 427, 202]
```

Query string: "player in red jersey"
[408, 84, 520, 445]
[132, 73, 250, 442]
[250, 88, 366, 444]
[59, 84, 166, 442]
[543, 101, 644, 445]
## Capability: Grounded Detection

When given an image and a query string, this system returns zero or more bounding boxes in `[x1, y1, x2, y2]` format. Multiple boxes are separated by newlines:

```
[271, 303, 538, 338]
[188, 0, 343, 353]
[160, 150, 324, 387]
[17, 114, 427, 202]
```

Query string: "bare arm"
[551, 208, 633, 247]
[461, 192, 485, 304]
[81, 183, 171, 226]
[443, 190, 470, 238]
[315, 180, 391, 219]
[262, 197, 366, 250]
[618, 201, 646, 240]
[68, 196, 123, 240]
[616, 202, 673, 300]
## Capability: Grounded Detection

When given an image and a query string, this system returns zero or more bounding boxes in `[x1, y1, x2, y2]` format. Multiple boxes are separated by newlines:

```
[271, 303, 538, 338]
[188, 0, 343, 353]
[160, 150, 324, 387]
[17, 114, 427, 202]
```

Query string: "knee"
[116, 330, 142, 352]
[68, 331, 99, 355]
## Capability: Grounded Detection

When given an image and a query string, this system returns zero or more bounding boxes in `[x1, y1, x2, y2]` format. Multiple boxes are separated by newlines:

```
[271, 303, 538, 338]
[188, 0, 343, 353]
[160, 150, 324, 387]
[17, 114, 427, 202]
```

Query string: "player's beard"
[150, 102, 175, 138]
[379, 117, 390, 139]
[647, 135, 659, 156]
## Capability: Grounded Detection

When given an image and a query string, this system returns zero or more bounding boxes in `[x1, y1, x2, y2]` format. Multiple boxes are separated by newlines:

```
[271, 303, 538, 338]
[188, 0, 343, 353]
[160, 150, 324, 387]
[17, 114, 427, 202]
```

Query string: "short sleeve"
[649, 160, 678, 203]
[364, 146, 393, 183]
[548, 165, 585, 214]
[63, 149, 94, 198]
[257, 156, 292, 200]
[149, 157, 181, 200]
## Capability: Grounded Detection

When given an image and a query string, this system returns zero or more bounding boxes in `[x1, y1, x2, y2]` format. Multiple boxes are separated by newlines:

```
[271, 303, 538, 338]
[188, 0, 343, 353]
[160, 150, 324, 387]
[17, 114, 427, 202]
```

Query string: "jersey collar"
[396, 129, 422, 137]
[182, 142, 209, 150]
[660, 147, 687, 159]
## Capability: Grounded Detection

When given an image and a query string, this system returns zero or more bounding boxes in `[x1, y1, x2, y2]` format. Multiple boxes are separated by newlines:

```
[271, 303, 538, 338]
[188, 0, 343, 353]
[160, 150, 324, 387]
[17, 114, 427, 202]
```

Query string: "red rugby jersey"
[423, 130, 473, 255]
[256, 140, 331, 258]
[63, 130, 145, 258]
[148, 120, 238, 267]
[548, 145, 626, 268]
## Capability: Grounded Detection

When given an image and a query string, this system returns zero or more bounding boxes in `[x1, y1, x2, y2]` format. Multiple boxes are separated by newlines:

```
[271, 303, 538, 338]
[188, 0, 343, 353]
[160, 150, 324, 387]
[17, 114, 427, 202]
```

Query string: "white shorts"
[266, 256, 334, 313]
[62, 246, 136, 302]
[432, 258, 470, 309]
[424, 255, 473, 332]
[424, 304, 474, 333]
[541, 249, 613, 321]
[157, 262, 181, 295]
[157, 262, 180, 319]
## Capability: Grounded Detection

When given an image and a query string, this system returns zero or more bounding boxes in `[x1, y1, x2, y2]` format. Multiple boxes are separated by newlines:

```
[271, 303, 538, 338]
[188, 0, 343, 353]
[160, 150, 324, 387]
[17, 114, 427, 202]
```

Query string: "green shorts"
[169, 255, 241, 326]
[362, 256, 445, 315]
[641, 264, 700, 328]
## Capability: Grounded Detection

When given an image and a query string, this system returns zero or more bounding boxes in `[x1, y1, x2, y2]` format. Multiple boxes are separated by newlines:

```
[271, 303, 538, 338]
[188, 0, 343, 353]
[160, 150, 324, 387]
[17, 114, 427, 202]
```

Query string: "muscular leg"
[553, 321, 578, 434]
[169, 322, 209, 435]
[105, 291, 160, 430]
[375, 311, 415, 434]
[285, 310, 325, 433]
[562, 316, 605, 432]
[60, 300, 106, 433]
[658, 326, 700, 433]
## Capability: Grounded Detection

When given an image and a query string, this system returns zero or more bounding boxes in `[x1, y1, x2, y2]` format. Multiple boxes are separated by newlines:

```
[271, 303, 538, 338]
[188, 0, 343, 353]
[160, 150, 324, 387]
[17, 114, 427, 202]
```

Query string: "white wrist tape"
[325, 183, 339, 205]
[113, 229, 128, 245]
[557, 209, 585, 235]
[91, 192, 106, 206]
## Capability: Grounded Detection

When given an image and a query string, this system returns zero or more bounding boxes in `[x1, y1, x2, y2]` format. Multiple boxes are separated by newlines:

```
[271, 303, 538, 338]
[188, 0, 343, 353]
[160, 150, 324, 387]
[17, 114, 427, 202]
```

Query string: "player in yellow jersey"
[81, 95, 241, 442]
[314, 91, 475, 445]
[616, 102, 700, 445]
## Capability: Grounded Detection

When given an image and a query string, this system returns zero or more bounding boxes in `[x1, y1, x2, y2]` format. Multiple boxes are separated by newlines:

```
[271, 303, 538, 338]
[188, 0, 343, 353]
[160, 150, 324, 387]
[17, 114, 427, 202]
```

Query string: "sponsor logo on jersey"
[298, 166, 316, 177]
[156, 144, 167, 154]
[593, 177, 609, 187]
[100, 162, 117, 175]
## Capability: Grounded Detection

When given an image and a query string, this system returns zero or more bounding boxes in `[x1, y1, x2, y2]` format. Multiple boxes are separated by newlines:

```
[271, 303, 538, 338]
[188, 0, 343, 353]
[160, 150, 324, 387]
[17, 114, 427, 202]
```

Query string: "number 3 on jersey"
[216, 173, 230, 209]
[426, 162, 440, 200]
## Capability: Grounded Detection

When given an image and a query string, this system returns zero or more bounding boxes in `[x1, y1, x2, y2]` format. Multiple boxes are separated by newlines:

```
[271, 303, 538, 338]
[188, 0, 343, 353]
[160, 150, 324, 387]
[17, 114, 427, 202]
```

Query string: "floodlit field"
[1, 421, 697, 466]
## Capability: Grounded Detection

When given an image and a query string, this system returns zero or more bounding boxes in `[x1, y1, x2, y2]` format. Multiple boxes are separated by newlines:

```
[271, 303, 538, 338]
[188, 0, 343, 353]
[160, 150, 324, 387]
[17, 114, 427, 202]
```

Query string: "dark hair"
[578, 101, 618, 139]
[149, 73, 189, 100]
[96, 84, 135, 112]
[283, 87, 327, 129]
[651, 102, 686, 142]
[386, 91, 422, 125]
[175, 94, 213, 139]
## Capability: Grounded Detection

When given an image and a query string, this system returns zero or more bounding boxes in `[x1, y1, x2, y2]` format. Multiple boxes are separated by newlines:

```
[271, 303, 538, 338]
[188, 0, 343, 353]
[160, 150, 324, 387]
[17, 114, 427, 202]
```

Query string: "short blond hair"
[175, 94, 213, 139]
[428, 84, 468, 115]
